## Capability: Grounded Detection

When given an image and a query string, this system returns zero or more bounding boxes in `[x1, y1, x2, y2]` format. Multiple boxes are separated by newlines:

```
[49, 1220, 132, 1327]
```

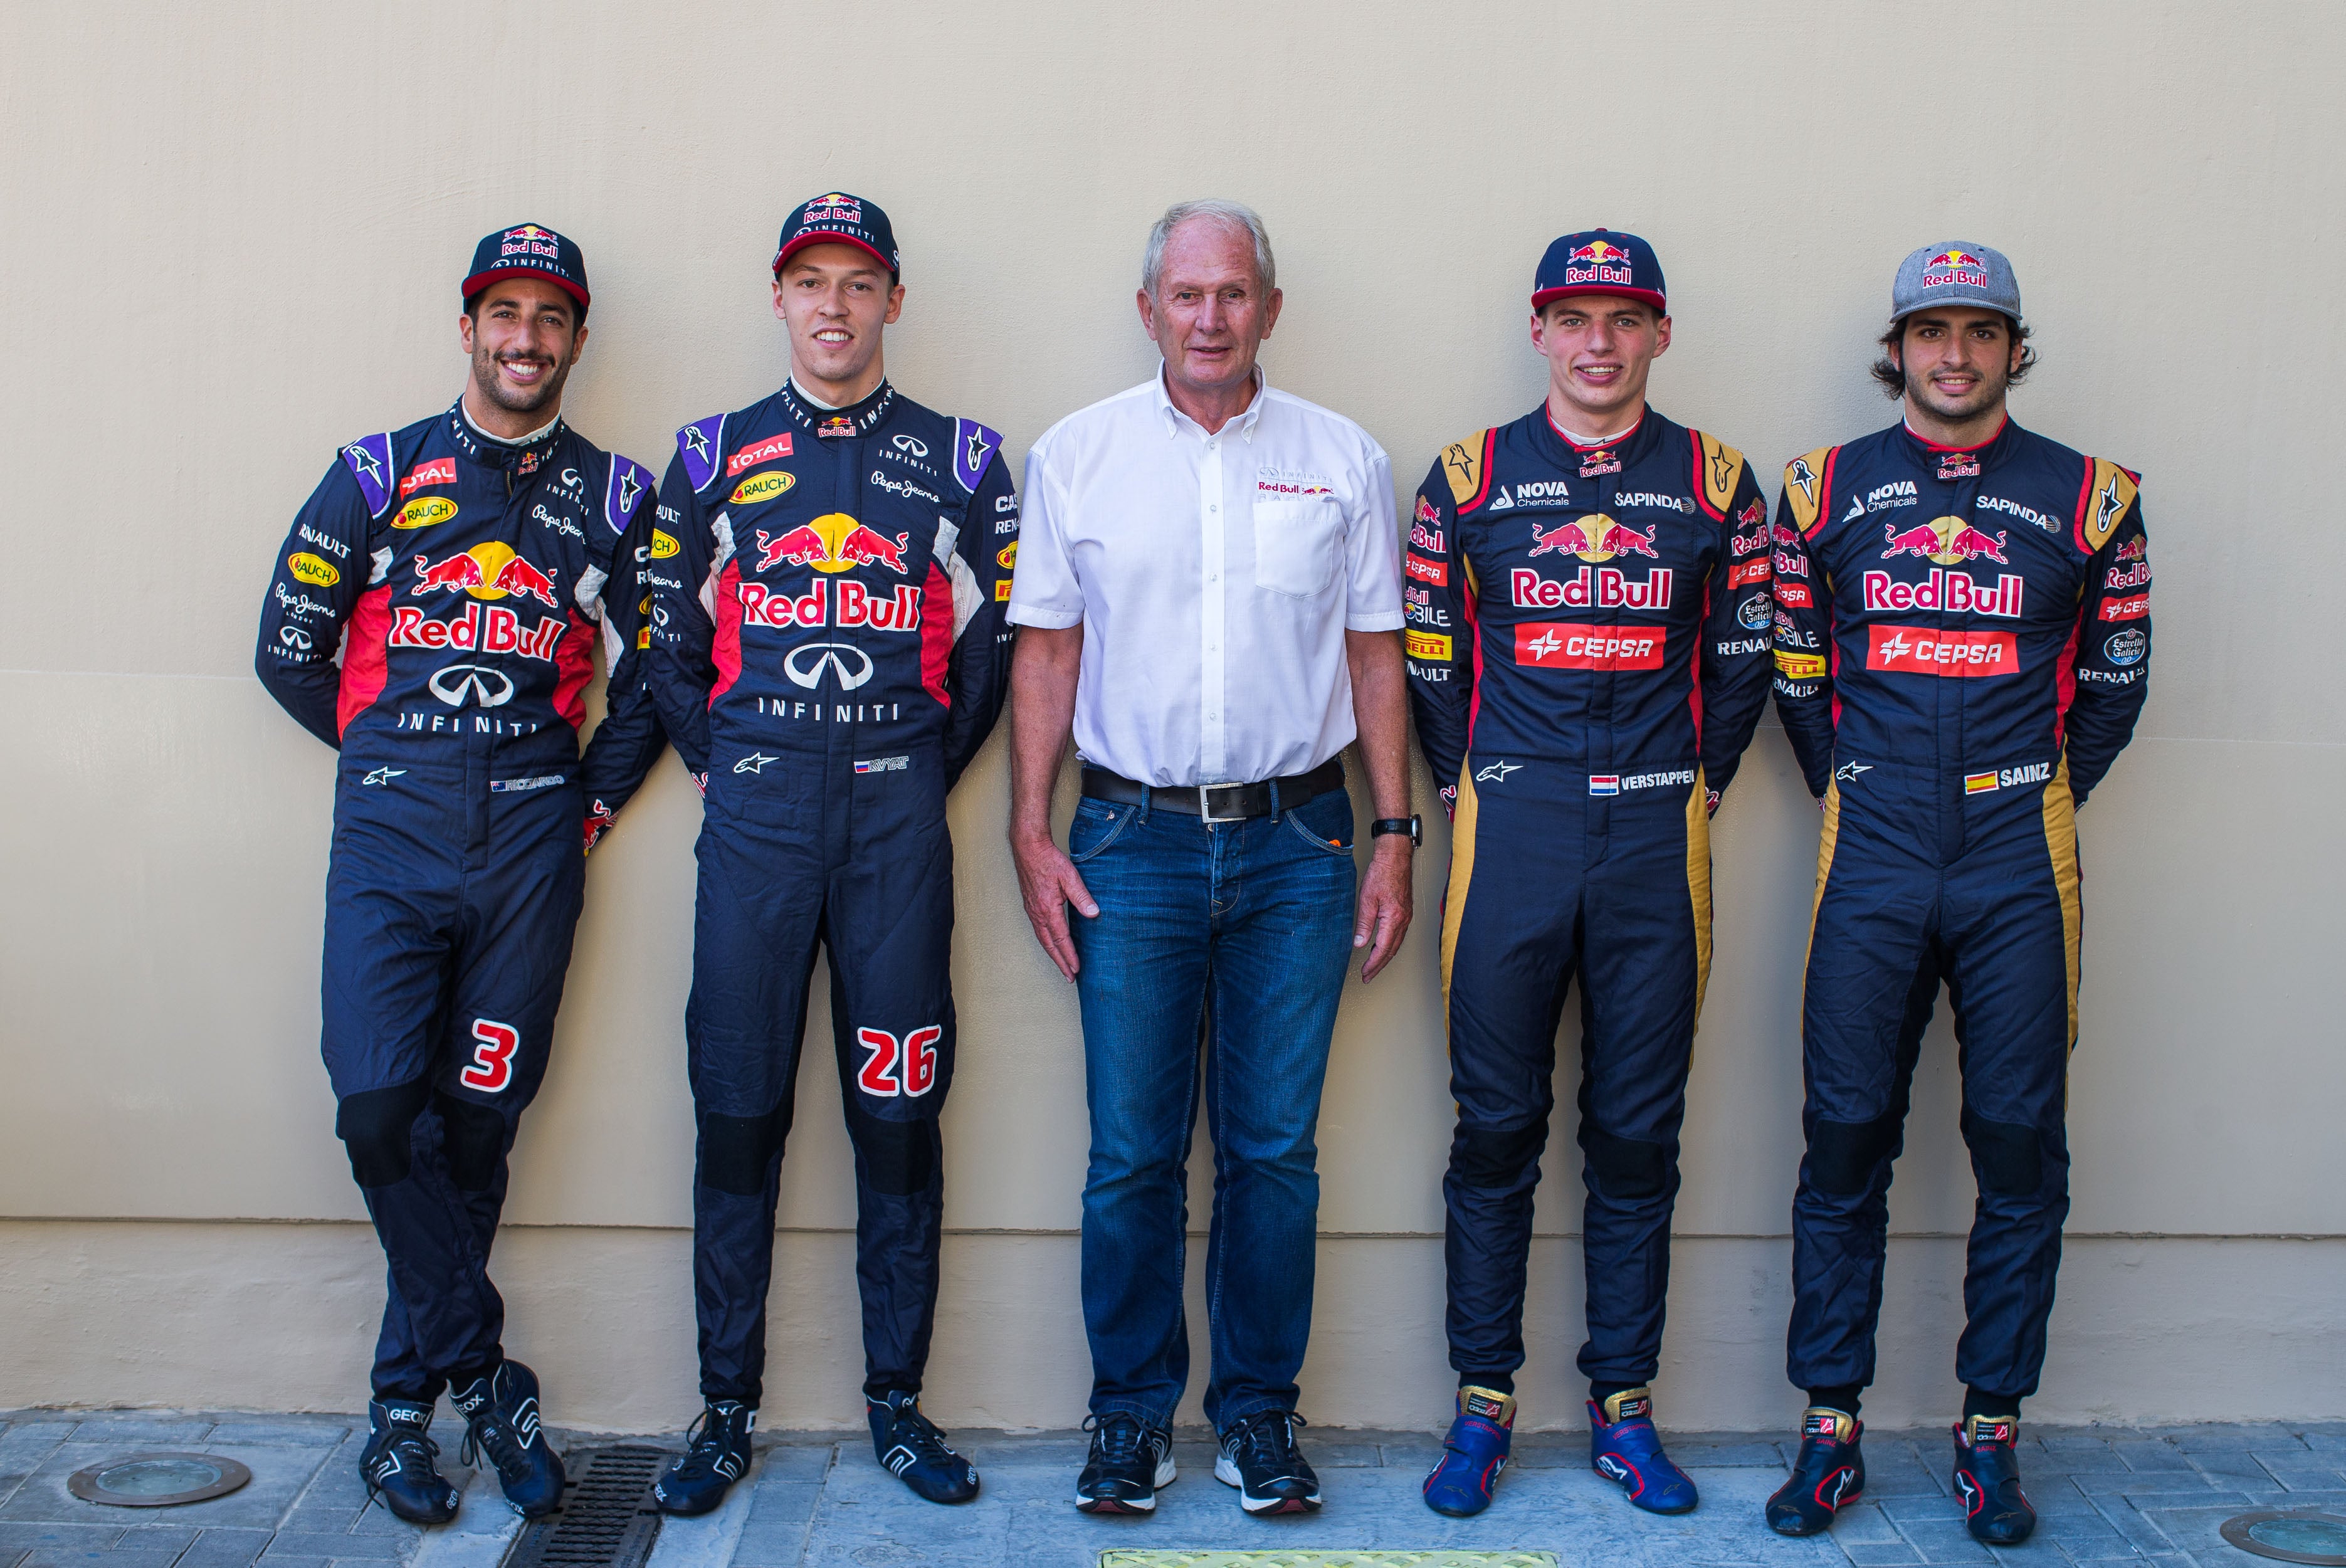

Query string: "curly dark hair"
[1871, 314, 2034, 397]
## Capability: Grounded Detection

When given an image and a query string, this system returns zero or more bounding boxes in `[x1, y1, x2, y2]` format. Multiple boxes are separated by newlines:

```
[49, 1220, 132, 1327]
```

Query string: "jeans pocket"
[1069, 800, 1137, 863]
[1282, 792, 1356, 856]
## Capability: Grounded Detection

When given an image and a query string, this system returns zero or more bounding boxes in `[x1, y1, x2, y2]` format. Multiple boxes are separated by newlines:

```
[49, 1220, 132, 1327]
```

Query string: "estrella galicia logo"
[2104, 626, 2147, 666]
[1737, 593, 1772, 630]
[427, 664, 517, 708]
[783, 642, 875, 691]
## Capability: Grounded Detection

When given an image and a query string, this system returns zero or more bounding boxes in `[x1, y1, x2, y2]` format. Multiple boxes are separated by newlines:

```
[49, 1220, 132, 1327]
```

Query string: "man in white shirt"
[1007, 199, 1414, 1519]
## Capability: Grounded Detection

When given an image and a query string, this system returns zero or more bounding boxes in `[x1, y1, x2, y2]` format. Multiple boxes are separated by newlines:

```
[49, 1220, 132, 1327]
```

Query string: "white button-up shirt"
[1008, 366, 1403, 787]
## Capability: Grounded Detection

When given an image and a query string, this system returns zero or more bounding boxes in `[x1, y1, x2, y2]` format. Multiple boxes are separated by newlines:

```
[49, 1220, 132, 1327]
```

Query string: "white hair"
[1141, 199, 1277, 300]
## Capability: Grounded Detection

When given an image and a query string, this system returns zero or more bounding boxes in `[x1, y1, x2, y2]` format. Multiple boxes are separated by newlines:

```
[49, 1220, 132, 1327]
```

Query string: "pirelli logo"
[1405, 630, 1453, 661]
[1774, 650, 1827, 680]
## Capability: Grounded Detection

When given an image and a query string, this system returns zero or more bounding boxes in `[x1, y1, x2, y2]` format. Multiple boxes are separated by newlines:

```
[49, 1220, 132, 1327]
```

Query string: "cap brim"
[773, 233, 897, 278]
[1891, 288, 2023, 326]
[1531, 285, 1666, 312]
[461, 266, 589, 312]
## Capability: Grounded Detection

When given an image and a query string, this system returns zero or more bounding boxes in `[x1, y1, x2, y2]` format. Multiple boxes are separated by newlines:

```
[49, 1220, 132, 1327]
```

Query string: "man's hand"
[1011, 828, 1097, 982]
[1354, 836, 1412, 982]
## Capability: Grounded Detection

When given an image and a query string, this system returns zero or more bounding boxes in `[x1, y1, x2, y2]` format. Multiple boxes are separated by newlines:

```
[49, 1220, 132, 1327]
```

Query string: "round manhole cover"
[67, 1454, 252, 1508]
[2222, 1510, 2346, 1565]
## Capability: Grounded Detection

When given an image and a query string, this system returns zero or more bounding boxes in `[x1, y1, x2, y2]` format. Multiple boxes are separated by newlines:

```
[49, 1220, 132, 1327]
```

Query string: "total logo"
[1510, 564, 1673, 611]
[1529, 513, 1656, 562]
[1866, 625, 2017, 678]
[753, 513, 909, 574]
[726, 433, 794, 477]
[392, 601, 566, 661]
[1515, 622, 1665, 671]
[738, 576, 924, 633]
[413, 543, 559, 606]
[399, 458, 458, 498]
[1861, 567, 2024, 618]
[1881, 514, 2008, 566]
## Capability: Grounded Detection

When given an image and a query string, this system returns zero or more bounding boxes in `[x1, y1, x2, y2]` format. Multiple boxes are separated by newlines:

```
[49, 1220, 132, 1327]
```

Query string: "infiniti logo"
[891, 434, 928, 457]
[783, 641, 875, 691]
[428, 664, 517, 708]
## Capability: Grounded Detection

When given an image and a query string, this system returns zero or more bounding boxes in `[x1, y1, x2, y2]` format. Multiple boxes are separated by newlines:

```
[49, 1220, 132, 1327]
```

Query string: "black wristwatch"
[1370, 814, 1421, 847]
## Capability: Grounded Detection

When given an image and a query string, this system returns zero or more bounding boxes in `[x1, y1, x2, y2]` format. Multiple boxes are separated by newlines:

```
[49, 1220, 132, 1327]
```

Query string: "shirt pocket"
[1251, 496, 1344, 600]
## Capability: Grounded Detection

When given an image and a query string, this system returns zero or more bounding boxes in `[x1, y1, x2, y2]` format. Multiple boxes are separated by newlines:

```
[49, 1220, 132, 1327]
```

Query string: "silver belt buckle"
[1197, 782, 1246, 823]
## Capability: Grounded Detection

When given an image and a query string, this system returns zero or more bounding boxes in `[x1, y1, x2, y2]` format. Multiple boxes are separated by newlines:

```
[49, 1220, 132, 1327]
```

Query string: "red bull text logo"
[1863, 568, 2024, 618]
[1510, 566, 1673, 610]
[1920, 249, 1990, 291]
[1881, 515, 2009, 567]
[1561, 239, 1636, 290]
[753, 513, 910, 575]
[412, 544, 559, 607]
[1515, 622, 1665, 671]
[737, 576, 923, 632]
[389, 601, 565, 661]
[1528, 513, 1657, 563]
[1866, 625, 2017, 677]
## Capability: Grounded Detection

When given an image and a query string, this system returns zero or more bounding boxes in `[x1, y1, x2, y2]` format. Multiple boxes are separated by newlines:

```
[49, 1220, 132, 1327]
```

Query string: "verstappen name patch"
[853, 755, 908, 774]
[1589, 767, 1695, 797]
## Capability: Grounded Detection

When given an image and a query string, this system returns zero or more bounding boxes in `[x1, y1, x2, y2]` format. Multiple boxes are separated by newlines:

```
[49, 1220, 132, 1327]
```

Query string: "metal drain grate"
[503, 1445, 665, 1568]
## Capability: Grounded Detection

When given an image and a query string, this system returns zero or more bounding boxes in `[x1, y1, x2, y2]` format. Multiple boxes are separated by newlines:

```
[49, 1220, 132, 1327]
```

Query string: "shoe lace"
[666, 1405, 743, 1483]
[362, 1429, 441, 1507]
[1081, 1413, 1150, 1468]
[1233, 1408, 1307, 1468]
[884, 1402, 960, 1470]
[459, 1412, 525, 1480]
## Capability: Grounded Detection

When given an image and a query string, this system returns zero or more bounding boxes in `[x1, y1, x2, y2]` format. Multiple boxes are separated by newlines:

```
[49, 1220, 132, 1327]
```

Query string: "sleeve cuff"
[1006, 602, 1082, 629]
[1345, 611, 1406, 632]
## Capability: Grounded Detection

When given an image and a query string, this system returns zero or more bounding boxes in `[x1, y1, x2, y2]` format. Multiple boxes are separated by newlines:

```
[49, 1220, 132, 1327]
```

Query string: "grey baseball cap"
[1891, 242, 2023, 325]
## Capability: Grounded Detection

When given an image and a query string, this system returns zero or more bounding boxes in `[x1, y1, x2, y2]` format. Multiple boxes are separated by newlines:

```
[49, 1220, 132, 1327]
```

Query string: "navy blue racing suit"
[1769, 417, 2150, 1402]
[256, 403, 666, 1401]
[1405, 406, 1774, 1391]
[646, 379, 1016, 1406]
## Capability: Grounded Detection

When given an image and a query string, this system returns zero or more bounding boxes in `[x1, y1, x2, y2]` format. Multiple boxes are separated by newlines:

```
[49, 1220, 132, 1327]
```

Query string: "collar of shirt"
[1152, 361, 1268, 443]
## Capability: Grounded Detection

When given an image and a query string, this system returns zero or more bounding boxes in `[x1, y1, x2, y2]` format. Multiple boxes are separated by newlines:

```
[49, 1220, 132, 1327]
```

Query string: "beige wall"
[2, 1, 2340, 1430]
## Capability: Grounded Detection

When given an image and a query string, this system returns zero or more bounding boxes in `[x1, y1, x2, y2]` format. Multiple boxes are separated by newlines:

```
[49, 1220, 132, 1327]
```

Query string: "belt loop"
[1270, 776, 1284, 823]
[1137, 783, 1151, 824]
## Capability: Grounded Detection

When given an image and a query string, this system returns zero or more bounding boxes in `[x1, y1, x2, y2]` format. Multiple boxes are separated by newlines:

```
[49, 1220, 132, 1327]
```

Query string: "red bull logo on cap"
[752, 513, 910, 576]
[1920, 249, 1990, 291]
[499, 224, 560, 260]
[411, 542, 560, 607]
[1563, 239, 1636, 289]
[804, 194, 863, 223]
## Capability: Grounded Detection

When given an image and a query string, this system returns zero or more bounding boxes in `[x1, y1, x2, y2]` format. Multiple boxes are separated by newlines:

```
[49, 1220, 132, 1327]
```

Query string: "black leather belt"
[1080, 759, 1345, 821]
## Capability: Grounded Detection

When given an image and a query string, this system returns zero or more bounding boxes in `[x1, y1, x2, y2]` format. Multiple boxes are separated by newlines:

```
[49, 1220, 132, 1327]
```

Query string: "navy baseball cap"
[1532, 229, 1666, 314]
[774, 191, 900, 279]
[1891, 241, 2023, 325]
[462, 223, 590, 313]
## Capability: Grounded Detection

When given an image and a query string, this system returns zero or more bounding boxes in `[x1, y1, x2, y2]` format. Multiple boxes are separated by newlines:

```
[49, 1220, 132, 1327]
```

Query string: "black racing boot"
[1952, 1414, 2037, 1545]
[451, 1359, 565, 1517]
[868, 1391, 979, 1504]
[652, 1401, 754, 1517]
[359, 1399, 460, 1525]
[1765, 1407, 1865, 1535]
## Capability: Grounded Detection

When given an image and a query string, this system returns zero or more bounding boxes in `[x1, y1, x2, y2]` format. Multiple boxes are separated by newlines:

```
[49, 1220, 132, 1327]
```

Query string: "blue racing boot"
[451, 1360, 565, 1518]
[1765, 1407, 1865, 1535]
[359, 1399, 460, 1525]
[1952, 1415, 2036, 1546]
[1588, 1386, 1698, 1513]
[1423, 1386, 1513, 1517]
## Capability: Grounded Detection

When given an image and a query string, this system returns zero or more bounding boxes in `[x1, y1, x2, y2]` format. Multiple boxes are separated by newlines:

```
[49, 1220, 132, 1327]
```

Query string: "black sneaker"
[1952, 1415, 2036, 1545]
[451, 1360, 565, 1518]
[868, 1392, 979, 1505]
[359, 1399, 460, 1525]
[1074, 1413, 1175, 1514]
[1765, 1406, 1865, 1536]
[1215, 1409, 1322, 1515]
[652, 1401, 755, 1517]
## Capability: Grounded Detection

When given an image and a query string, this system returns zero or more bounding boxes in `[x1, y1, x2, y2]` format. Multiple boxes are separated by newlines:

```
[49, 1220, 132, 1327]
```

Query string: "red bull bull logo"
[411, 543, 561, 606]
[1560, 239, 1638, 290]
[1880, 515, 2009, 567]
[1528, 513, 1658, 563]
[1920, 249, 1990, 290]
[752, 513, 911, 576]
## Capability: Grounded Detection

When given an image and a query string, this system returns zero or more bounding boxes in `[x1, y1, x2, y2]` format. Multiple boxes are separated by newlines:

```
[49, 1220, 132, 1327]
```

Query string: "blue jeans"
[1068, 784, 1359, 1432]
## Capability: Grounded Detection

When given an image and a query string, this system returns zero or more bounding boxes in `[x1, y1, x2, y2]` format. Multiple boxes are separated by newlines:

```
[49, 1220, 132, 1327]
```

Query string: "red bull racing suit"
[1769, 418, 2150, 1404]
[255, 403, 666, 1401]
[646, 379, 1016, 1407]
[1405, 406, 1774, 1392]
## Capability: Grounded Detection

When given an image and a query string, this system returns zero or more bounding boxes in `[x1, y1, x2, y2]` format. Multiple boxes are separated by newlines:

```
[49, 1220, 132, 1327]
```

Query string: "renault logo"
[428, 664, 517, 708]
[783, 642, 875, 691]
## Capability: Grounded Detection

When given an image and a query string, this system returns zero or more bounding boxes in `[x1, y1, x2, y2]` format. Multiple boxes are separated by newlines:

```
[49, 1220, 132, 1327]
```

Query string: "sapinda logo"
[730, 470, 796, 506]
[394, 496, 458, 530]
[287, 552, 340, 587]
[650, 530, 680, 558]
[856, 1025, 940, 1097]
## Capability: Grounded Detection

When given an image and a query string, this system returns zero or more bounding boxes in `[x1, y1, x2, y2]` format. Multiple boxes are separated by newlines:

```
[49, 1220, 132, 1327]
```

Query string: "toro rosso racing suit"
[1770, 418, 2150, 1402]
[1406, 406, 1774, 1390]
[648, 379, 1016, 1407]
[256, 403, 666, 1400]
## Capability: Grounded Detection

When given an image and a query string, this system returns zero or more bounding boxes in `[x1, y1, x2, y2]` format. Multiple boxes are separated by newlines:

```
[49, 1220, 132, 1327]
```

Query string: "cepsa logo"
[395, 496, 458, 530]
[730, 470, 796, 507]
[727, 433, 794, 476]
[287, 552, 340, 587]
[2099, 593, 2150, 621]
[1775, 582, 1812, 607]
[753, 513, 909, 575]
[399, 458, 458, 498]
[1866, 625, 2016, 677]
[738, 576, 924, 632]
[1405, 554, 1448, 587]
[1515, 623, 1665, 671]
[1730, 558, 1772, 587]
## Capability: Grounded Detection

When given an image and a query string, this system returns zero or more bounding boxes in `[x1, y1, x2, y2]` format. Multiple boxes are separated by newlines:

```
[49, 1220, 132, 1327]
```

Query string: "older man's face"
[1138, 218, 1282, 397]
